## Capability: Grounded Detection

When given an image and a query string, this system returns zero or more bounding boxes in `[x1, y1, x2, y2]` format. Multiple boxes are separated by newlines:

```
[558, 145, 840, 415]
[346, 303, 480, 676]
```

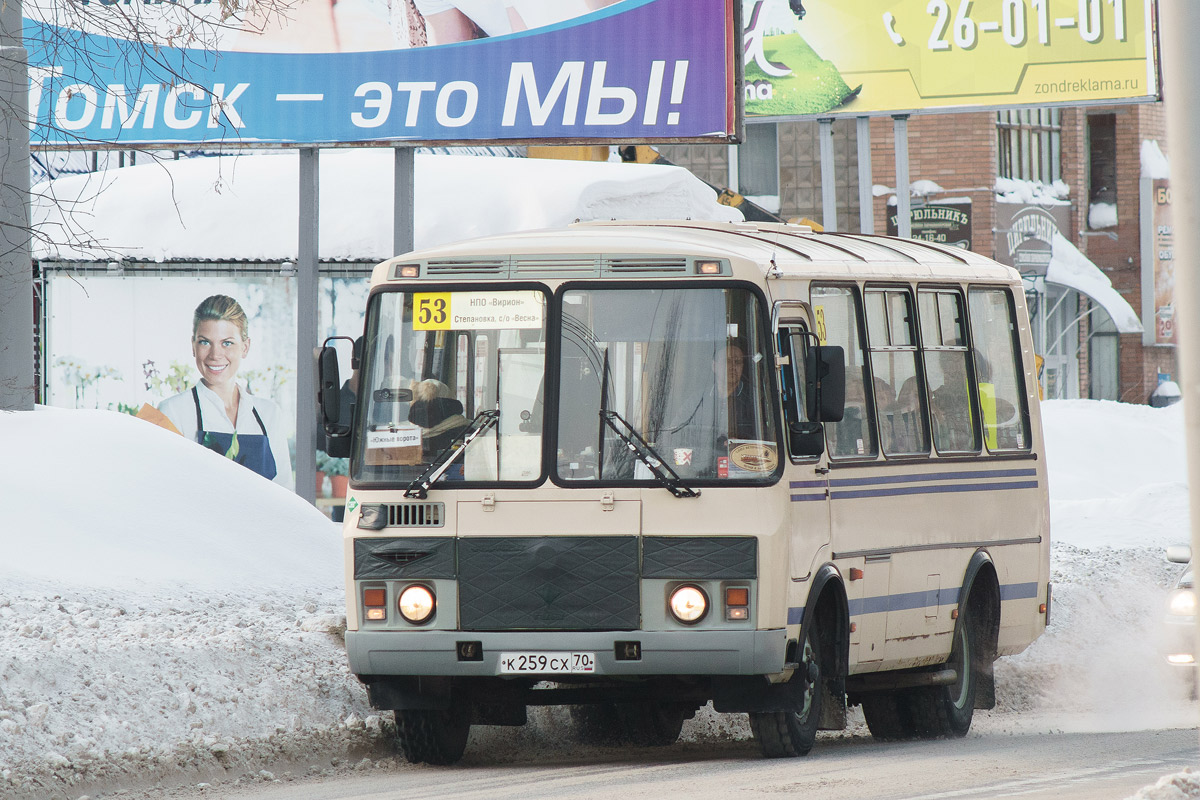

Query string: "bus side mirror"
[318, 345, 343, 431]
[806, 345, 845, 423]
[788, 421, 825, 457]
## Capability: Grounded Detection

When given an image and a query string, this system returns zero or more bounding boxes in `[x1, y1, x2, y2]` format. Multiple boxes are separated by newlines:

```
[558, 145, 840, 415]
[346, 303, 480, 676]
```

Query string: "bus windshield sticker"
[728, 440, 778, 473]
[367, 425, 422, 449]
[413, 291, 544, 331]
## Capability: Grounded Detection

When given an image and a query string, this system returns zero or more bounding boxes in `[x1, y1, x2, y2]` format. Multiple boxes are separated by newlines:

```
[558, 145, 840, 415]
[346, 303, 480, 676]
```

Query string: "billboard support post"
[394, 147, 415, 257]
[296, 148, 319, 505]
[0, 0, 31, 411]
[819, 118, 836, 231]
[893, 114, 911, 240]
[856, 116, 873, 234]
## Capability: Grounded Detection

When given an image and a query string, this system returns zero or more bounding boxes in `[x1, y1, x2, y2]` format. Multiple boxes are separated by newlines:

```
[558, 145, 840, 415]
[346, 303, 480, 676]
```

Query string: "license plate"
[497, 651, 596, 674]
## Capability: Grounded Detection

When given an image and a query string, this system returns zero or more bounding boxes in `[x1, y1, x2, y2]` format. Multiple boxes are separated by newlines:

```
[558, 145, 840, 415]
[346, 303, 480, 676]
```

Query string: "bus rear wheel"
[862, 609, 977, 740]
[394, 705, 471, 765]
[750, 621, 822, 758]
[571, 702, 687, 746]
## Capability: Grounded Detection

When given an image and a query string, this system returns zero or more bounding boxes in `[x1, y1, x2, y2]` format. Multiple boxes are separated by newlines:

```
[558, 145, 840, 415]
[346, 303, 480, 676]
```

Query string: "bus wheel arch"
[958, 550, 1001, 711]
[804, 565, 851, 730]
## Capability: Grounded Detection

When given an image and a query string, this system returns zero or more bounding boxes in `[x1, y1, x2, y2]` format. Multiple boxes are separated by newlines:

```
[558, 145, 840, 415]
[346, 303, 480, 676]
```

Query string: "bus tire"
[934, 611, 977, 737]
[570, 703, 623, 745]
[571, 702, 687, 747]
[394, 705, 471, 765]
[861, 691, 915, 741]
[621, 703, 687, 746]
[750, 620, 822, 758]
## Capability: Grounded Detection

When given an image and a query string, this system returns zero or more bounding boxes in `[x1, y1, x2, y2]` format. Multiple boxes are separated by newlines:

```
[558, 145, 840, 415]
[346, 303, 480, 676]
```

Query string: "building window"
[997, 108, 1061, 185]
[1087, 114, 1117, 229]
[738, 122, 779, 199]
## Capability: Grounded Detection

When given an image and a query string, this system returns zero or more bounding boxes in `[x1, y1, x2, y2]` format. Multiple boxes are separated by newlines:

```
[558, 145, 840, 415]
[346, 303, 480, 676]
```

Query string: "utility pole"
[0, 0, 33, 411]
[1158, 5, 1200, 702]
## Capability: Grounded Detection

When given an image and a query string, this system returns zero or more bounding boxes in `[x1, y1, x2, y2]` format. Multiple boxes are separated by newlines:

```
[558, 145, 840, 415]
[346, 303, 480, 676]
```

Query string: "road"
[159, 724, 1198, 800]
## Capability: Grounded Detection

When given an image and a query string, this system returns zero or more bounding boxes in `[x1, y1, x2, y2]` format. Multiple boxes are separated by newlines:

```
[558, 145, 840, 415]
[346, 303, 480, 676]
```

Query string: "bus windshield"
[353, 288, 548, 485]
[557, 286, 778, 484]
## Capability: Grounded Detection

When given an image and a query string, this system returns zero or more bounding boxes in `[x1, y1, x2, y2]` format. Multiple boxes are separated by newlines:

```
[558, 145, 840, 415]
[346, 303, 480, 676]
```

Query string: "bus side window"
[967, 288, 1032, 451]
[918, 289, 980, 453]
[812, 285, 877, 459]
[865, 287, 929, 456]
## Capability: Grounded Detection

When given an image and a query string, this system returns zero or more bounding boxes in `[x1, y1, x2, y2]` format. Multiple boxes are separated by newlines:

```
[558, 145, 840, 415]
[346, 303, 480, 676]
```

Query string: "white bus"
[317, 220, 1051, 764]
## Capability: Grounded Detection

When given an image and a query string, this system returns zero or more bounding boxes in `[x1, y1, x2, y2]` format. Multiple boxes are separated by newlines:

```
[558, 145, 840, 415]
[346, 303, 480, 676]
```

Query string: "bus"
[316, 220, 1051, 764]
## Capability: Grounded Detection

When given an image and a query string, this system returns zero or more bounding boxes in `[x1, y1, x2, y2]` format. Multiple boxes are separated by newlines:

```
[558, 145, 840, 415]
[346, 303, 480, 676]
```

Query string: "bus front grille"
[458, 536, 639, 631]
[385, 502, 444, 527]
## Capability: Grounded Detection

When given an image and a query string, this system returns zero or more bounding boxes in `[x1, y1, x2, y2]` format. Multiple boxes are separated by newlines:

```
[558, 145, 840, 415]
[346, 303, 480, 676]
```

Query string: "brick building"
[659, 102, 1175, 405]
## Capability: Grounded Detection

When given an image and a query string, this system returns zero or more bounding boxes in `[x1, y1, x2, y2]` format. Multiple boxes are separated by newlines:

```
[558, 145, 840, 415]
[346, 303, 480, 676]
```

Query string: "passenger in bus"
[408, 379, 469, 456]
[885, 376, 924, 454]
[929, 356, 974, 452]
[158, 295, 294, 490]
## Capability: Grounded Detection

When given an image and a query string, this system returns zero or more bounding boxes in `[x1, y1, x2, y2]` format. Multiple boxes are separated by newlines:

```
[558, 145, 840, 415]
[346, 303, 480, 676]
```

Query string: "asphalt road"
[157, 725, 1198, 800]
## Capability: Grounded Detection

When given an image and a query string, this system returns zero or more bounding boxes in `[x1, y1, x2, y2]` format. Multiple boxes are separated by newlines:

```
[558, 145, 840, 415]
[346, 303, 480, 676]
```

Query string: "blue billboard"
[26, 0, 738, 147]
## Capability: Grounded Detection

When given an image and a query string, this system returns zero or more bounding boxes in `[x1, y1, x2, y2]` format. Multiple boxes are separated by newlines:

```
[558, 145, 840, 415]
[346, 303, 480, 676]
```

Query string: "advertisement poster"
[741, 0, 1158, 118]
[1150, 179, 1175, 344]
[43, 273, 368, 483]
[886, 200, 972, 249]
[994, 202, 1073, 274]
[25, 0, 738, 146]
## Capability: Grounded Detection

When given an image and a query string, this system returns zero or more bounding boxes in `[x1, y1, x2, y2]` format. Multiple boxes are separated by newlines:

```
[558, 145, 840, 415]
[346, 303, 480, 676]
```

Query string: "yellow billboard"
[743, 0, 1158, 117]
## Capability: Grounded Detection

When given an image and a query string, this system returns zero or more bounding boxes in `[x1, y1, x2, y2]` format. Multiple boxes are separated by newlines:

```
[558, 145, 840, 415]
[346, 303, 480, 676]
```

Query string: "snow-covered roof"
[1048, 232, 1143, 333]
[30, 151, 743, 263]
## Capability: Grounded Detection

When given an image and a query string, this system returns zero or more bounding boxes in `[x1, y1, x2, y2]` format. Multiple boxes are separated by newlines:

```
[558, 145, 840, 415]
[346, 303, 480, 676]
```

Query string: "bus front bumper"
[346, 628, 789, 678]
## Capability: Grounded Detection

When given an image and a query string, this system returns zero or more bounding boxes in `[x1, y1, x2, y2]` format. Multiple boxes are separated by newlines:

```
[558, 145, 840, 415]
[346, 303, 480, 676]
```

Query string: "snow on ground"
[0, 398, 1195, 798]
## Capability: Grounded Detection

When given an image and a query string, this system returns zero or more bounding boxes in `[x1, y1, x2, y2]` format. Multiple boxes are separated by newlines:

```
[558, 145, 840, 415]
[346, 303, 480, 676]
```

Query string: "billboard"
[742, 0, 1159, 118]
[42, 271, 369, 486]
[26, 0, 739, 147]
[1144, 178, 1175, 345]
[886, 200, 972, 249]
[994, 202, 1072, 273]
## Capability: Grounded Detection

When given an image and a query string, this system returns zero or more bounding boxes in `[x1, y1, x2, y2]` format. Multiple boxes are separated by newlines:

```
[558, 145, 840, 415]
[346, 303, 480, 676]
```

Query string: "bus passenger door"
[775, 316, 832, 589]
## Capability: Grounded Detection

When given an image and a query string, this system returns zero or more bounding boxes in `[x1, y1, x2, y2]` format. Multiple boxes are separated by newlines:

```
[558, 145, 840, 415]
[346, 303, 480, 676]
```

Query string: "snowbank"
[0, 398, 1195, 798]
[30, 151, 742, 263]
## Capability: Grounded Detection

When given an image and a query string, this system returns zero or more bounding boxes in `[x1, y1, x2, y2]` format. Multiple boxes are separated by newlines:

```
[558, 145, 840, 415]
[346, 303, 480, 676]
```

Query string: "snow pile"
[1089, 201, 1119, 229]
[994, 176, 1072, 205]
[1142, 140, 1171, 180]
[989, 400, 1192, 733]
[0, 398, 1195, 798]
[1128, 769, 1200, 800]
[30, 151, 742, 263]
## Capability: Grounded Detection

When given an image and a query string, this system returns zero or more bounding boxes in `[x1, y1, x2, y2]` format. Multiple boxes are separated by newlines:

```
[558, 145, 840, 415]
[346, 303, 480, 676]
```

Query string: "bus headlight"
[398, 585, 436, 624]
[669, 585, 708, 624]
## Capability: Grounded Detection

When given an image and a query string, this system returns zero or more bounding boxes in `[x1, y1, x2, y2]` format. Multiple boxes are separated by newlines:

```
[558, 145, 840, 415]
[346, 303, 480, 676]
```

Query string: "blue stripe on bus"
[830, 468, 1037, 488]
[789, 470, 1038, 502]
[786, 581, 1038, 624]
[1000, 581, 1039, 601]
[831, 480, 1039, 500]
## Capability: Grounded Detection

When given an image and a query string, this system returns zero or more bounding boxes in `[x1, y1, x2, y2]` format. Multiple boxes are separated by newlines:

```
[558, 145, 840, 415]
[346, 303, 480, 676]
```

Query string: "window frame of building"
[997, 108, 1062, 185]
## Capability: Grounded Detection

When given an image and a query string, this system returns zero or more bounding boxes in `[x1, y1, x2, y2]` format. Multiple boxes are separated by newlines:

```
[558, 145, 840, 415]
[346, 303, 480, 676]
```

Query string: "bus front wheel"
[750, 620, 822, 758]
[394, 705, 471, 765]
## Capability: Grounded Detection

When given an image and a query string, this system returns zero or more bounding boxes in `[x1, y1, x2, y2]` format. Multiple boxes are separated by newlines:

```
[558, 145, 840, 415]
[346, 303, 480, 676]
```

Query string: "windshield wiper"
[404, 409, 499, 499]
[599, 409, 700, 498]
[595, 345, 698, 498]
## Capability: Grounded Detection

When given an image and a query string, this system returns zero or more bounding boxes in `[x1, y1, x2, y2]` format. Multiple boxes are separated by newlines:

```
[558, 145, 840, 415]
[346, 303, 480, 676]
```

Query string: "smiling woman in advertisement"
[158, 295, 295, 490]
